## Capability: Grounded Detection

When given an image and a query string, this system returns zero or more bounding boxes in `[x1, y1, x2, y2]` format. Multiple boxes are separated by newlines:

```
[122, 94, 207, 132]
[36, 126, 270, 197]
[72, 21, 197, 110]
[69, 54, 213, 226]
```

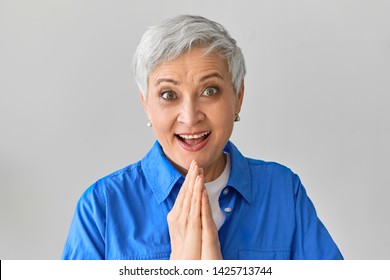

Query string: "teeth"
[178, 132, 210, 139]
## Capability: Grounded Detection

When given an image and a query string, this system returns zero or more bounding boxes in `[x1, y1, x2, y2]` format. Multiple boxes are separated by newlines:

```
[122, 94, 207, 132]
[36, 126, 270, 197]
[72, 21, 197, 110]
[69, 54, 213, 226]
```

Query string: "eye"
[161, 91, 177, 100]
[202, 87, 218, 97]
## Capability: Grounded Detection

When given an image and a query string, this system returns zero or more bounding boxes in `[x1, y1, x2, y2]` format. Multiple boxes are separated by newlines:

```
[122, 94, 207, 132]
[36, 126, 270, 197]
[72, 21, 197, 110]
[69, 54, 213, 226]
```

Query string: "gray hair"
[132, 15, 246, 98]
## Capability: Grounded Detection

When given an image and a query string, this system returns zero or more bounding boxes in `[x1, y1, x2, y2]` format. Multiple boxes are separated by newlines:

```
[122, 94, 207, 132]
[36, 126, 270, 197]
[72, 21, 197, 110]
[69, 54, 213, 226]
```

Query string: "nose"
[177, 98, 205, 126]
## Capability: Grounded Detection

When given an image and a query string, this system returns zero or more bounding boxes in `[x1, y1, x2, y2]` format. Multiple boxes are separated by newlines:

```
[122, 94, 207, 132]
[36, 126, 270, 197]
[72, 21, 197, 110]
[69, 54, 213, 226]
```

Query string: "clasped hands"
[167, 160, 223, 260]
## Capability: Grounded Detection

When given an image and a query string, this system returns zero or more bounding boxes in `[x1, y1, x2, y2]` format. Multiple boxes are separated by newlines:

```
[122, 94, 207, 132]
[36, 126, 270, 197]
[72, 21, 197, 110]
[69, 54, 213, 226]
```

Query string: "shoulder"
[247, 157, 300, 188]
[240, 157, 307, 209]
[227, 141, 295, 177]
[79, 160, 144, 206]
[247, 157, 298, 180]
[227, 141, 301, 190]
[247, 157, 292, 172]
[99, 161, 143, 187]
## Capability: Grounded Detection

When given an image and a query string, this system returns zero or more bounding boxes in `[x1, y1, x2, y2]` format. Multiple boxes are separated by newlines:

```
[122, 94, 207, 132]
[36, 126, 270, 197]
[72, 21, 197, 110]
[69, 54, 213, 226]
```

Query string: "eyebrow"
[154, 72, 224, 86]
[199, 72, 224, 82]
[154, 78, 179, 86]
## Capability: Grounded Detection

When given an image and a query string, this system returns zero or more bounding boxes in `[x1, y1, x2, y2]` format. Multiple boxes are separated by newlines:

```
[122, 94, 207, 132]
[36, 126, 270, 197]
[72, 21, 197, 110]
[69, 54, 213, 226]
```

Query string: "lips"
[176, 131, 211, 151]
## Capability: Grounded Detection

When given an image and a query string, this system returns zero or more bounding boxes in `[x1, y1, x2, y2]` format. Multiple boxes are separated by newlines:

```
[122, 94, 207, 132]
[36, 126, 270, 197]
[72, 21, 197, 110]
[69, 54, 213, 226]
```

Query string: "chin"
[173, 154, 207, 172]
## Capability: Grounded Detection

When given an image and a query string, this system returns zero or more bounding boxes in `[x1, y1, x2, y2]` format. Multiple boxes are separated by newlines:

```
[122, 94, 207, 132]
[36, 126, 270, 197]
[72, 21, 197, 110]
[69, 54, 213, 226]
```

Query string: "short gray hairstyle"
[132, 15, 246, 98]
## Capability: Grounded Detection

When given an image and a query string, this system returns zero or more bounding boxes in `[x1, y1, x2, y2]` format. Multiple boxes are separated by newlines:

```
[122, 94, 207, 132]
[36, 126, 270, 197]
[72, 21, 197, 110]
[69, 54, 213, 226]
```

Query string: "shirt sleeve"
[61, 183, 106, 260]
[291, 174, 343, 259]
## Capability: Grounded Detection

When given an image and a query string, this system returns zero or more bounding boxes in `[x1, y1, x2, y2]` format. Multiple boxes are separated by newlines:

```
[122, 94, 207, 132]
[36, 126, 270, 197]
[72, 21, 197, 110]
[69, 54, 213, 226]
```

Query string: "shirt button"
[223, 188, 229, 195]
[224, 207, 232, 213]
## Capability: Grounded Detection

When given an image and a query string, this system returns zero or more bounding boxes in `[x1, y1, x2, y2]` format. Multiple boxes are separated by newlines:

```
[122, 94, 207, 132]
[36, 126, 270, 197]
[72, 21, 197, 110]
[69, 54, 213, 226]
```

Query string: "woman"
[62, 15, 343, 260]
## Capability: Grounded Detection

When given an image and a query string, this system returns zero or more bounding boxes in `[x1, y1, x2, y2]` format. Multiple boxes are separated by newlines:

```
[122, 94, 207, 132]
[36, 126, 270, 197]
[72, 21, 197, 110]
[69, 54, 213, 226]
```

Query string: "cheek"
[214, 115, 232, 128]
[211, 104, 235, 136]
[153, 118, 173, 134]
[150, 107, 177, 135]
[209, 111, 234, 140]
[209, 101, 235, 124]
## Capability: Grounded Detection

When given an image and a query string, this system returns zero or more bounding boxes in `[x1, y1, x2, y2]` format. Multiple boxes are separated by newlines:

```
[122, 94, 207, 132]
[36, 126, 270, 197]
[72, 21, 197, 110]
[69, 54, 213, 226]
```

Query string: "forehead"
[149, 48, 230, 84]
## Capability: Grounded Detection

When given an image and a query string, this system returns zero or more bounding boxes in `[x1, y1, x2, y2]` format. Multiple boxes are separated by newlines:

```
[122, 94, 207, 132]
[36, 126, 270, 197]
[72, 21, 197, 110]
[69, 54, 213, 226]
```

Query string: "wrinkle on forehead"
[149, 49, 230, 87]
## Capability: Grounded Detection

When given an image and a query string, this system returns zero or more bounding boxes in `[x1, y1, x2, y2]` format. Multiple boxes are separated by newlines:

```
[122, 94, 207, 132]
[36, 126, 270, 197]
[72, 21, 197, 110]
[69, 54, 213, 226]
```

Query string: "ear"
[140, 93, 151, 120]
[235, 81, 245, 114]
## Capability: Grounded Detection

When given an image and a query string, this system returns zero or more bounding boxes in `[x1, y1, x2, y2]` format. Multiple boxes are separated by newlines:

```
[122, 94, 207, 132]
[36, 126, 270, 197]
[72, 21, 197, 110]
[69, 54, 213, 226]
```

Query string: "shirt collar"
[224, 141, 252, 203]
[141, 141, 252, 204]
[141, 141, 183, 204]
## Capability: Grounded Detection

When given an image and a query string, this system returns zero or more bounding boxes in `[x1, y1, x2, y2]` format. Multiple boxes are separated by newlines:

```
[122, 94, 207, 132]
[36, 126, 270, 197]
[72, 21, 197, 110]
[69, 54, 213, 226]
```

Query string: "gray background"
[0, 0, 389, 259]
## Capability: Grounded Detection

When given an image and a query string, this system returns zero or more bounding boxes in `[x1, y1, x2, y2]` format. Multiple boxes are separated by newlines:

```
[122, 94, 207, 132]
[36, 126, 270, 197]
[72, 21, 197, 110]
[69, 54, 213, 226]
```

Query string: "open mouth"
[175, 131, 211, 147]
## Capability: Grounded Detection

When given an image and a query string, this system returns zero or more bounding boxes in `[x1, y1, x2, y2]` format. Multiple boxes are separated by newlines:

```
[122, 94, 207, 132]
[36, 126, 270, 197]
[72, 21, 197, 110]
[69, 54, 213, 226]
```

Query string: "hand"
[167, 160, 204, 259]
[201, 189, 223, 259]
[167, 160, 223, 259]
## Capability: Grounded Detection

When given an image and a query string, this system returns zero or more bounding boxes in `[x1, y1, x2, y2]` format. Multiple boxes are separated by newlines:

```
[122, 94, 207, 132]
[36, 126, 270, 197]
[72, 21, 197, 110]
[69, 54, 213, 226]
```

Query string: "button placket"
[224, 207, 232, 213]
[219, 186, 235, 216]
[222, 188, 229, 195]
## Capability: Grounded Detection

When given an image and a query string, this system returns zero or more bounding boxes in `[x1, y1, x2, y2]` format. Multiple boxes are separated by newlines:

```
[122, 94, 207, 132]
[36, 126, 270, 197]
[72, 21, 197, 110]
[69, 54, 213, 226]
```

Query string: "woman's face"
[141, 48, 244, 182]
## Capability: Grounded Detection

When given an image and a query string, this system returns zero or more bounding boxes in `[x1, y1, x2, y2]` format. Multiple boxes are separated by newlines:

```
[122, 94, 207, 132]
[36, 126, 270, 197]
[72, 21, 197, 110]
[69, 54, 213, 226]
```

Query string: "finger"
[180, 161, 199, 222]
[186, 174, 203, 258]
[201, 189, 218, 234]
[172, 160, 196, 212]
[182, 160, 196, 193]
[200, 189, 222, 260]
[187, 161, 200, 193]
[189, 174, 204, 223]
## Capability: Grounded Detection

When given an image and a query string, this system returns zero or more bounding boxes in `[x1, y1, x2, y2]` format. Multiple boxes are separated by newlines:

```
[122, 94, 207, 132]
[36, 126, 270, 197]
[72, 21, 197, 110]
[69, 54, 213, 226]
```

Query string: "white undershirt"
[204, 154, 231, 230]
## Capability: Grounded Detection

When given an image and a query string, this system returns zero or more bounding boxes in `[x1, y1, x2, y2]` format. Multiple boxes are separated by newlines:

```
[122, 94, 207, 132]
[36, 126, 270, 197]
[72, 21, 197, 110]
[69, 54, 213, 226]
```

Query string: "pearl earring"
[147, 121, 152, 127]
[234, 114, 241, 122]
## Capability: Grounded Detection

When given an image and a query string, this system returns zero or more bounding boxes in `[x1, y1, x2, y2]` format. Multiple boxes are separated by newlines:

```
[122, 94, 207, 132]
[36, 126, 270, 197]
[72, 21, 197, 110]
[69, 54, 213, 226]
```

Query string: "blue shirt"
[61, 141, 343, 260]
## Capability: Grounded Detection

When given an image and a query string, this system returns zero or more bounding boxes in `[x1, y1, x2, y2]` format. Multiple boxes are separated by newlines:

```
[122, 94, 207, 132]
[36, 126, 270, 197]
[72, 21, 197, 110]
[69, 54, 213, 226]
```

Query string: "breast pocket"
[238, 248, 291, 260]
[139, 252, 171, 260]
[114, 252, 171, 260]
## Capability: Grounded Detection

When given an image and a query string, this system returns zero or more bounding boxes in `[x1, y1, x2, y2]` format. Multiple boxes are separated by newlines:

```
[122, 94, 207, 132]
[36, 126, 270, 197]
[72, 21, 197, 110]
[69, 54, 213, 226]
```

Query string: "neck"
[165, 153, 227, 183]
[203, 153, 227, 183]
